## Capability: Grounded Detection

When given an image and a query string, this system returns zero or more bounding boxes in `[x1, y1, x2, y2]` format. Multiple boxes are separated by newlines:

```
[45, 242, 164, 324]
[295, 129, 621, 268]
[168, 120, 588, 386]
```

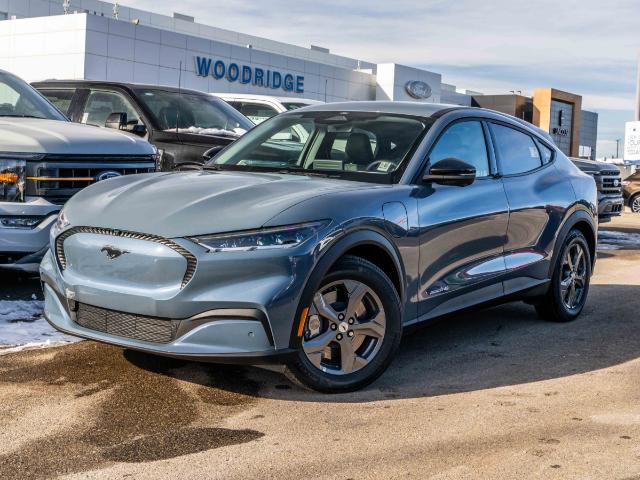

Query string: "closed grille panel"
[55, 226, 197, 288]
[75, 303, 178, 344]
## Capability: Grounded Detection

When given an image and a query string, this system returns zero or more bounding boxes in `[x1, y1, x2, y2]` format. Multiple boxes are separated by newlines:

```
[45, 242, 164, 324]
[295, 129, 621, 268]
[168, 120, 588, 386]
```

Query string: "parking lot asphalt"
[2, 214, 640, 479]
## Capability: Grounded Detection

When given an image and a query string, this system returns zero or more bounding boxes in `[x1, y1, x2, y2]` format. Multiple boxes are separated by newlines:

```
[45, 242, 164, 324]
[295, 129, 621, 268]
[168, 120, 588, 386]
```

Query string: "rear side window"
[39, 89, 76, 115]
[537, 141, 554, 164]
[491, 123, 542, 175]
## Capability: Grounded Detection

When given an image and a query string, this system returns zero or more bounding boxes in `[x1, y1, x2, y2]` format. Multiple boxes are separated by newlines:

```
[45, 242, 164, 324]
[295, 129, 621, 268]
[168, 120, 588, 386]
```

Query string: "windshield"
[0, 71, 67, 120]
[134, 88, 253, 137]
[208, 111, 430, 182]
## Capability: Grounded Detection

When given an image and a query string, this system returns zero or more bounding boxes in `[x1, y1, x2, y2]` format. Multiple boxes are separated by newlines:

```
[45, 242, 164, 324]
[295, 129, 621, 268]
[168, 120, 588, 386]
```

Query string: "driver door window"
[82, 90, 140, 127]
[429, 121, 490, 177]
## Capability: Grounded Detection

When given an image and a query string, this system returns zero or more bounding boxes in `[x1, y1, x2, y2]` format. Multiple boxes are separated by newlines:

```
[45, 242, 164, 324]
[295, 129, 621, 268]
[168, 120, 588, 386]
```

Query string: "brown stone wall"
[533, 88, 582, 157]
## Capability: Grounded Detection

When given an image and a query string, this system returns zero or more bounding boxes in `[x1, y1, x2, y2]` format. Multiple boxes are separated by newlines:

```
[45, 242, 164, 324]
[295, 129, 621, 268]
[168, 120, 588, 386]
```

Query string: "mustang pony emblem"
[100, 245, 130, 259]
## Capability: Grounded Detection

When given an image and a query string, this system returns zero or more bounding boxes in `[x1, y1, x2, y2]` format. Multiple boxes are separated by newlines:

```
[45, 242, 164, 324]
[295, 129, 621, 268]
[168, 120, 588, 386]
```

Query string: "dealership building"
[0, 0, 598, 158]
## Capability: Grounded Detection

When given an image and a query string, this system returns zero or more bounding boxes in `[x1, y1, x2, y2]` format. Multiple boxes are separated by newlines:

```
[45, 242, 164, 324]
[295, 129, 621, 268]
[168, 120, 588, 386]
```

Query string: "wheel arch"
[549, 209, 597, 277]
[629, 191, 640, 210]
[288, 228, 405, 347]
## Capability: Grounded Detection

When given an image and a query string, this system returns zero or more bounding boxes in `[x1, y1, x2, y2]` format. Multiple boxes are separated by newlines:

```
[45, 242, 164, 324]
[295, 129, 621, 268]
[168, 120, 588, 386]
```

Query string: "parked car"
[622, 170, 640, 213]
[0, 69, 156, 273]
[213, 94, 322, 148]
[214, 93, 322, 124]
[570, 158, 623, 222]
[32, 81, 254, 170]
[41, 102, 597, 392]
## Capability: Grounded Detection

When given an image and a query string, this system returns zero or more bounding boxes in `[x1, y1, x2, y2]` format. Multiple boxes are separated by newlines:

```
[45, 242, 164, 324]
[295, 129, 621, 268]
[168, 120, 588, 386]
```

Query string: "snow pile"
[174, 126, 246, 137]
[0, 299, 79, 354]
[598, 230, 640, 251]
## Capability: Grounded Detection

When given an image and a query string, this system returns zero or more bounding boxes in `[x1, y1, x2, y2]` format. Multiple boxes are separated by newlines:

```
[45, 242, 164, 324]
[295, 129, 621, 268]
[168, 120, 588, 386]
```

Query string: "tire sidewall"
[551, 230, 591, 319]
[631, 194, 640, 214]
[288, 256, 402, 392]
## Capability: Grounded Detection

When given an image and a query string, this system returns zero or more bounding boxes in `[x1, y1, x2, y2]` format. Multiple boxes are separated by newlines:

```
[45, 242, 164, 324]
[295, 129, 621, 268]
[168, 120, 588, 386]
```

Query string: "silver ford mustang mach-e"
[41, 102, 598, 392]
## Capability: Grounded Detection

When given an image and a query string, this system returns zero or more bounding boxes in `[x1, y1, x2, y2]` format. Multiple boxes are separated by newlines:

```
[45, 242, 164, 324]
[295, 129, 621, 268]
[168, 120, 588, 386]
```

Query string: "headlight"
[153, 147, 164, 172]
[0, 157, 26, 202]
[0, 215, 46, 229]
[190, 220, 330, 252]
[51, 208, 70, 237]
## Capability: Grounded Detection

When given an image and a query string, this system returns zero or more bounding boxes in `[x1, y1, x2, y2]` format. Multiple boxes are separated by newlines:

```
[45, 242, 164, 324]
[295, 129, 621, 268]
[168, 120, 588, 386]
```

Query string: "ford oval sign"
[405, 80, 432, 100]
[96, 170, 122, 181]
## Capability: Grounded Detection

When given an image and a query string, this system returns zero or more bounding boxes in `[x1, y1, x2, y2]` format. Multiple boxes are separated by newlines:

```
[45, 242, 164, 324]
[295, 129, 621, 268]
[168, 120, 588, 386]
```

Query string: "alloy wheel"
[301, 279, 386, 375]
[560, 241, 587, 310]
[632, 196, 640, 214]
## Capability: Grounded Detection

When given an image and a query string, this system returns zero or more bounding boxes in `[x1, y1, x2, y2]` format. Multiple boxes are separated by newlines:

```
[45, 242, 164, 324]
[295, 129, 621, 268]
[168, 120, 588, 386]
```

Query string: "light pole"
[616, 139, 621, 159]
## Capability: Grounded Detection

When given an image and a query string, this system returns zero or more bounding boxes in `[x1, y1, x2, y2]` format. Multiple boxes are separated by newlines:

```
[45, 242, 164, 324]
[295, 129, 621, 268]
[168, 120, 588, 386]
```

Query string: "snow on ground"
[598, 230, 640, 251]
[0, 299, 79, 355]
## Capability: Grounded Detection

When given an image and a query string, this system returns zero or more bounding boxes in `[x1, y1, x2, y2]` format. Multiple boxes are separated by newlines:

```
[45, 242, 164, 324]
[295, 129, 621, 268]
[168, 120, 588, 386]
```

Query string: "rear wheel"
[285, 256, 402, 393]
[534, 229, 591, 322]
[630, 194, 640, 214]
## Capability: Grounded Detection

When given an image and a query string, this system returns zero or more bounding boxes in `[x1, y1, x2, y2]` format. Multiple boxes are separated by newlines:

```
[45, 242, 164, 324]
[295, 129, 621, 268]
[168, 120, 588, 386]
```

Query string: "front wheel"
[285, 256, 402, 393]
[534, 229, 591, 322]
[630, 194, 640, 214]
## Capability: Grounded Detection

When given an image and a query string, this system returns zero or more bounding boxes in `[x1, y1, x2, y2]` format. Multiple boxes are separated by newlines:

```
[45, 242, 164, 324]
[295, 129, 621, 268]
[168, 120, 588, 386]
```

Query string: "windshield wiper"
[202, 164, 335, 178]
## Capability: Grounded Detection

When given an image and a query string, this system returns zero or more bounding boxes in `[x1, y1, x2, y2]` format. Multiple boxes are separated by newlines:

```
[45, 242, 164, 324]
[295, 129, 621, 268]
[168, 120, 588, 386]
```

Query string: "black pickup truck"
[32, 81, 254, 171]
[570, 158, 624, 222]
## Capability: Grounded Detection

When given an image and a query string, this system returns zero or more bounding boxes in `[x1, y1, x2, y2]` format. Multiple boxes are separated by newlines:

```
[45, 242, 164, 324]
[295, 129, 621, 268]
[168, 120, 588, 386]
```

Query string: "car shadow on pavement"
[124, 283, 640, 403]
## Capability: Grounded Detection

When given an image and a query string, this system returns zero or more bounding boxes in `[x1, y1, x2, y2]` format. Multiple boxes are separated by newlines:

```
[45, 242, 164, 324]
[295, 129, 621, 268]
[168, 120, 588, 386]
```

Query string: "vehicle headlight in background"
[190, 221, 330, 252]
[153, 147, 164, 171]
[0, 215, 46, 229]
[0, 156, 27, 202]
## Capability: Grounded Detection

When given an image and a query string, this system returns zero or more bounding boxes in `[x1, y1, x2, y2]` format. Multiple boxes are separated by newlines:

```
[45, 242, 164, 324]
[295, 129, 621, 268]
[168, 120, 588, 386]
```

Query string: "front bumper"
[39, 232, 313, 362]
[597, 195, 624, 221]
[0, 197, 60, 272]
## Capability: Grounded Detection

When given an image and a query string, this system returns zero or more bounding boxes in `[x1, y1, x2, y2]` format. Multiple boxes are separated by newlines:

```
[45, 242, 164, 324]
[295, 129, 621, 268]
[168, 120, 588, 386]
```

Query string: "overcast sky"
[124, 0, 638, 158]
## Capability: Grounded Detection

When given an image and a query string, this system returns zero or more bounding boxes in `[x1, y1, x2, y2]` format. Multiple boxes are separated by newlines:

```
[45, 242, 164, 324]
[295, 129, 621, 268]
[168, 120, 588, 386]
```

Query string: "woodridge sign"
[194, 56, 305, 94]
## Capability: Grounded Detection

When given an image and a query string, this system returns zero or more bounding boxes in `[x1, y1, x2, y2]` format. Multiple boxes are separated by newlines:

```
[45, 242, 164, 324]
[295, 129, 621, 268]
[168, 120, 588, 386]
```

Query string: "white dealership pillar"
[636, 52, 640, 121]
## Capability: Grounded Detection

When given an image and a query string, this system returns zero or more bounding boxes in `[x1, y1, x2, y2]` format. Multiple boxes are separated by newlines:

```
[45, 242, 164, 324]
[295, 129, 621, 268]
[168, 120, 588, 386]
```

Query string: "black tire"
[285, 255, 402, 393]
[534, 229, 591, 322]
[630, 193, 640, 214]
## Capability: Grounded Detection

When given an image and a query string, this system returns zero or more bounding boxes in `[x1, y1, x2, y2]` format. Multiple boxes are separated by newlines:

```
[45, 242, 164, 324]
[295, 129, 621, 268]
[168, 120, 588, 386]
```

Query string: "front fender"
[287, 226, 406, 348]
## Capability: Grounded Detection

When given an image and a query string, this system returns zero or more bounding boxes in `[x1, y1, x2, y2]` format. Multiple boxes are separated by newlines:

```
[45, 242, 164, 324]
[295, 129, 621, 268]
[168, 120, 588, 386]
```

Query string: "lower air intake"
[75, 303, 178, 344]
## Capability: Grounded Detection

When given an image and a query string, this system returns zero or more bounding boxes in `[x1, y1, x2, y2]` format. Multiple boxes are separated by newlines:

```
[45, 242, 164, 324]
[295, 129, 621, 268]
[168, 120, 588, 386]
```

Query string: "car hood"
[65, 170, 382, 238]
[0, 118, 154, 155]
[570, 157, 620, 174]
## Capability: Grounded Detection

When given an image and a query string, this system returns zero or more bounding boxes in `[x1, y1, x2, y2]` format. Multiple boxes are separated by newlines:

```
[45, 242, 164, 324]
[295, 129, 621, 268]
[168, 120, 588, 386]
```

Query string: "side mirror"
[423, 158, 476, 187]
[128, 123, 147, 137]
[105, 112, 127, 130]
[172, 161, 203, 172]
[202, 145, 225, 160]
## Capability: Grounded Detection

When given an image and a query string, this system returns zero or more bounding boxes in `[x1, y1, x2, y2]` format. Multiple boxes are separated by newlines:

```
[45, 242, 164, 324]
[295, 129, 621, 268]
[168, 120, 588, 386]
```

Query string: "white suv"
[214, 94, 322, 144]
[0, 69, 156, 273]
[214, 94, 322, 124]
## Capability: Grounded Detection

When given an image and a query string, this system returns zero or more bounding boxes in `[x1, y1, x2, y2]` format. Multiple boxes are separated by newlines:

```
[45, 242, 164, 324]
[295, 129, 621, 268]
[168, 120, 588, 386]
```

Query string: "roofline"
[31, 79, 210, 97]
